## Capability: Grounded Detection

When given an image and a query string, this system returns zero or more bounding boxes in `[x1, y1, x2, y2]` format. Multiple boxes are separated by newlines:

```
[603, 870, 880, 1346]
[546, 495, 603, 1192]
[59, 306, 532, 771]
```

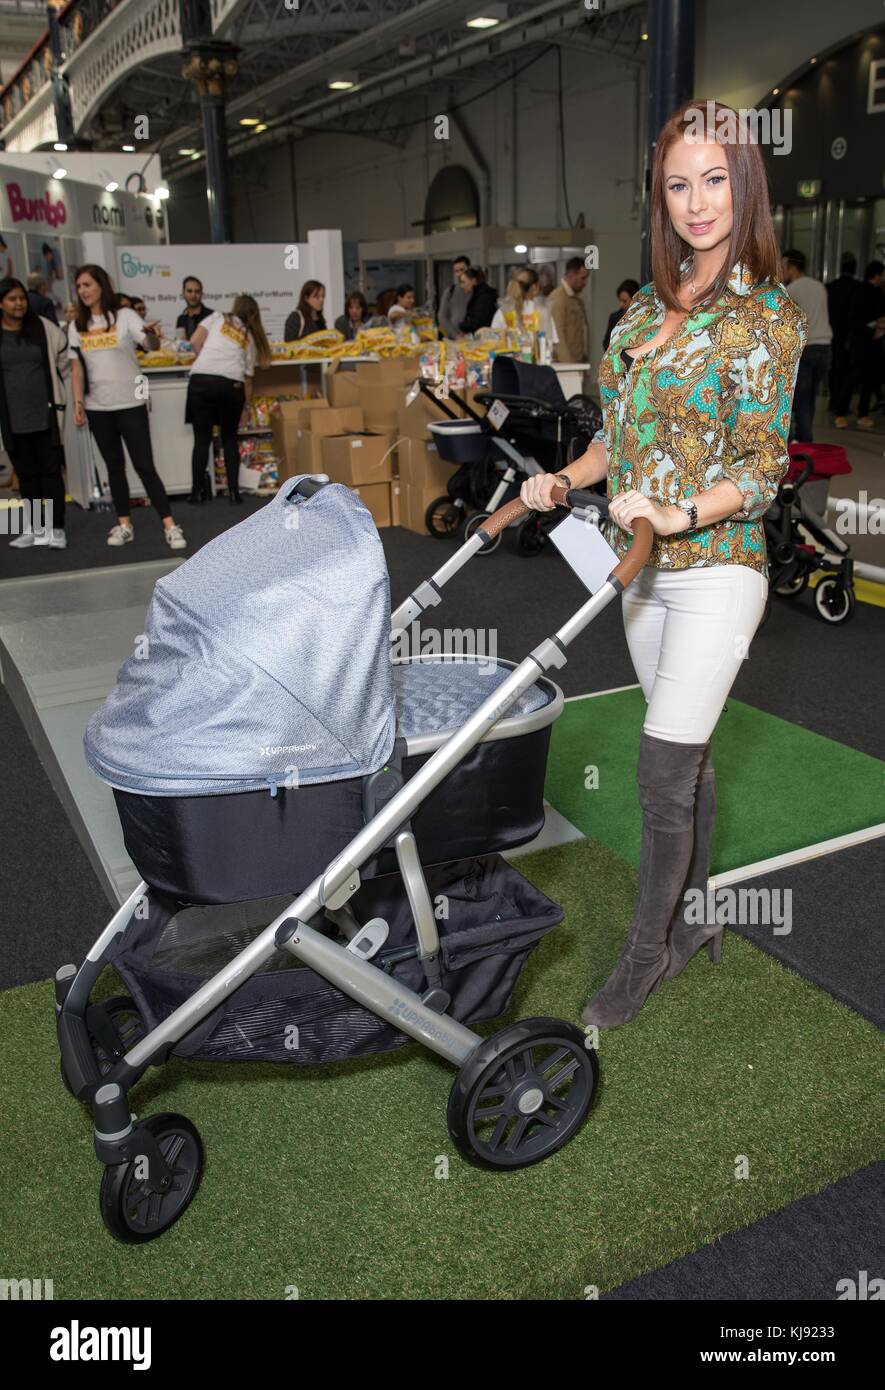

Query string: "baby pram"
[55, 475, 652, 1243]
[762, 443, 856, 625]
[425, 358, 603, 554]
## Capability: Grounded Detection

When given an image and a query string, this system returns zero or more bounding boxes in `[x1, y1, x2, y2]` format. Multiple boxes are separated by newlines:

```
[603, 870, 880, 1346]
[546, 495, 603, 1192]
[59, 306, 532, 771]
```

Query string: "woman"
[520, 100, 807, 1029]
[284, 281, 326, 341]
[459, 267, 498, 334]
[388, 283, 416, 326]
[0, 277, 70, 550]
[68, 264, 186, 550]
[186, 294, 272, 504]
[491, 266, 558, 349]
[602, 278, 640, 350]
[334, 291, 368, 342]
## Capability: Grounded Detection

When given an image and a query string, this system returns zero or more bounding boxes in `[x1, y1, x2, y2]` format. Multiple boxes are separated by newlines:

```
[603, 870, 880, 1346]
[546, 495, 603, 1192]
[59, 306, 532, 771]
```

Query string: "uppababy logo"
[50, 1320, 151, 1370]
[259, 742, 317, 757]
[390, 997, 455, 1047]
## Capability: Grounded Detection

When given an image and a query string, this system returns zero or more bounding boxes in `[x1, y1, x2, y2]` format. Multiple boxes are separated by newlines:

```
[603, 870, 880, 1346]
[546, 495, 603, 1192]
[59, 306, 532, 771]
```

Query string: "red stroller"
[763, 443, 856, 624]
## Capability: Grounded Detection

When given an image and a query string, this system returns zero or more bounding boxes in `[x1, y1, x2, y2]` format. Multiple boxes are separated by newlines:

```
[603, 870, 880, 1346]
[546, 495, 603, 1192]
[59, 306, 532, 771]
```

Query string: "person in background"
[176, 276, 213, 340]
[549, 257, 590, 363]
[846, 261, 885, 429]
[69, 263, 186, 550]
[438, 256, 471, 339]
[186, 294, 272, 505]
[116, 293, 134, 309]
[0, 235, 13, 279]
[491, 266, 558, 350]
[459, 266, 497, 334]
[603, 278, 640, 350]
[131, 298, 147, 319]
[0, 277, 70, 550]
[284, 280, 326, 340]
[388, 283, 416, 327]
[781, 248, 830, 441]
[827, 252, 858, 423]
[27, 272, 59, 326]
[334, 291, 368, 341]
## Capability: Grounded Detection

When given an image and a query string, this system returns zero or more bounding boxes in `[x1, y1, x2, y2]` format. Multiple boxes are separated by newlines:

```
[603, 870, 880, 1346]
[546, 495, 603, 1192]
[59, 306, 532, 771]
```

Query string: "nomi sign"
[5, 181, 67, 227]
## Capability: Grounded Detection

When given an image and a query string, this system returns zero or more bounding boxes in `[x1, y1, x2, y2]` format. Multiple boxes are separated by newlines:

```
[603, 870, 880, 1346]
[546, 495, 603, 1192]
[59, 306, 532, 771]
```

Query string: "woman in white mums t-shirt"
[186, 295, 272, 504]
[68, 264, 186, 549]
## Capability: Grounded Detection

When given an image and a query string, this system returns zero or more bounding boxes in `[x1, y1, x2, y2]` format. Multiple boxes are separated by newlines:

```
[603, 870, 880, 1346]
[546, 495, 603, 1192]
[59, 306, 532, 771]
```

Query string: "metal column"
[639, 0, 696, 283]
[180, 0, 238, 244]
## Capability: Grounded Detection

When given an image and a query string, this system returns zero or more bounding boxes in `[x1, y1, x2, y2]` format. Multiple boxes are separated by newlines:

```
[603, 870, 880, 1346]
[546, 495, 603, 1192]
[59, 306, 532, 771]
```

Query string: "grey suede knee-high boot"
[663, 741, 724, 980]
[581, 730, 709, 1029]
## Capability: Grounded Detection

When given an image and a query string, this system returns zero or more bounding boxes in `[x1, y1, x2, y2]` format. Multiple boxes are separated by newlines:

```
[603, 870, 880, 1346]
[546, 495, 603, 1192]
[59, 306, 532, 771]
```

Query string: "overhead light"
[105, 181, 119, 192]
[53, 142, 68, 152]
[513, 243, 528, 253]
[178, 148, 195, 155]
[190, 151, 201, 161]
[121, 144, 135, 152]
[641, 31, 649, 40]
[155, 185, 170, 199]
[467, 6, 507, 27]
[254, 123, 268, 133]
[53, 168, 67, 180]
[772, 88, 780, 96]
[239, 117, 260, 126]
[328, 72, 358, 90]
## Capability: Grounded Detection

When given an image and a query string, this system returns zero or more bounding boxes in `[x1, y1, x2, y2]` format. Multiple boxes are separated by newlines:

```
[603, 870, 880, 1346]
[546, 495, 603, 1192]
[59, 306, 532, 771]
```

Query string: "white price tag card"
[550, 511, 620, 594]
[487, 399, 510, 430]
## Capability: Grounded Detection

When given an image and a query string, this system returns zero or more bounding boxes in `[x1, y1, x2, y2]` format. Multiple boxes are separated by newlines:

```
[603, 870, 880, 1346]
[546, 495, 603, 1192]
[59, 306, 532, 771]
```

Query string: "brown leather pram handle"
[478, 484, 654, 588]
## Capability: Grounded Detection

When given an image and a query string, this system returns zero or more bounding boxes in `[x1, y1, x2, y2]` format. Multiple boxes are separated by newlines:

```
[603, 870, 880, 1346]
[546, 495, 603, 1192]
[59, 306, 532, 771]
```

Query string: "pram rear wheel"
[463, 511, 500, 553]
[447, 1017, 597, 1170]
[100, 1113, 204, 1243]
[425, 496, 463, 538]
[61, 995, 146, 1099]
[814, 577, 855, 624]
[773, 569, 808, 598]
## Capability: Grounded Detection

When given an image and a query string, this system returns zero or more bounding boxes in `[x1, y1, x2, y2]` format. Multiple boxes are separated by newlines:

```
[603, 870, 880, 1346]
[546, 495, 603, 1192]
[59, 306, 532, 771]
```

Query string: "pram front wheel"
[463, 511, 500, 553]
[100, 1113, 204, 1243]
[447, 1017, 597, 1170]
[425, 496, 464, 538]
[814, 577, 855, 624]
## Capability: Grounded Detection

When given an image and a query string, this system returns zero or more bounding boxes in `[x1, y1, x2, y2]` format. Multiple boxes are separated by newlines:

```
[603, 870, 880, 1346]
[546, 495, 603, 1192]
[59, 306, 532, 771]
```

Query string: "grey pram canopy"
[84, 480, 396, 795]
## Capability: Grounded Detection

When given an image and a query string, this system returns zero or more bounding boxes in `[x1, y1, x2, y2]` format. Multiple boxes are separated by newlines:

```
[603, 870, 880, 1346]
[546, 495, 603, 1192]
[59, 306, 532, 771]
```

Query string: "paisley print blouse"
[596, 261, 808, 575]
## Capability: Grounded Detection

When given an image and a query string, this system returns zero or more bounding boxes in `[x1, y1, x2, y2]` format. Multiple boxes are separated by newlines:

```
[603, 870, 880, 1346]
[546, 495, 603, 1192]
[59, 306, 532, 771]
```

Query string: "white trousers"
[621, 564, 769, 745]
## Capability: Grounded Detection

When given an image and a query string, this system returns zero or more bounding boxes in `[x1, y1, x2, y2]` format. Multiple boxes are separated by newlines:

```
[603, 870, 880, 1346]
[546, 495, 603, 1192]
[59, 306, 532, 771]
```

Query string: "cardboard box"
[351, 481, 393, 528]
[355, 355, 421, 389]
[400, 483, 444, 535]
[326, 369, 360, 408]
[309, 405, 364, 436]
[271, 396, 329, 460]
[359, 384, 404, 433]
[397, 391, 438, 441]
[279, 426, 326, 481]
[320, 431, 395, 486]
[396, 436, 451, 491]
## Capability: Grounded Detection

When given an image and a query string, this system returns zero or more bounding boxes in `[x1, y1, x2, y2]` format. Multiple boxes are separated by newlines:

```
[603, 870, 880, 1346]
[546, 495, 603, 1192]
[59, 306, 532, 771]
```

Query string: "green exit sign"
[797, 179, 822, 198]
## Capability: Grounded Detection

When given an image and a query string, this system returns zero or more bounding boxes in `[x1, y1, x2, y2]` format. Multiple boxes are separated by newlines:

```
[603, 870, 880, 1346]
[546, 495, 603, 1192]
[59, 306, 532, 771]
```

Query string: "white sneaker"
[48, 528, 68, 549]
[164, 523, 187, 550]
[107, 523, 135, 546]
[9, 529, 35, 549]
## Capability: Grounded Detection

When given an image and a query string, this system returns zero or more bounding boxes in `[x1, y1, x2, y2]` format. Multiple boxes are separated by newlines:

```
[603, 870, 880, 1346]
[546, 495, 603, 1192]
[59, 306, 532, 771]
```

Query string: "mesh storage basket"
[107, 855, 563, 1065]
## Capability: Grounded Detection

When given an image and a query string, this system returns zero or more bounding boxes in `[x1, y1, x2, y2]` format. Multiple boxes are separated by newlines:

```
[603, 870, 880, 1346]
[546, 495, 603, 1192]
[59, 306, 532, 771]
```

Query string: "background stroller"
[424, 357, 603, 554]
[56, 475, 651, 1243]
[762, 442, 856, 625]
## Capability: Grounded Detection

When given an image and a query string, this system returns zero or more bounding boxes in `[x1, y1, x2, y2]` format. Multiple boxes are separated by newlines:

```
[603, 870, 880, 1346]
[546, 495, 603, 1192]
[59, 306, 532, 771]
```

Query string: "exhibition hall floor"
[1, 503, 883, 1300]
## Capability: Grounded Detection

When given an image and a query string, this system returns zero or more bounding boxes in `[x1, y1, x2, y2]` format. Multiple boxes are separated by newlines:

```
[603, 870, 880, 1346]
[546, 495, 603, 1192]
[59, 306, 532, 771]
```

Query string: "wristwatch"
[674, 498, 698, 531]
[555, 472, 573, 492]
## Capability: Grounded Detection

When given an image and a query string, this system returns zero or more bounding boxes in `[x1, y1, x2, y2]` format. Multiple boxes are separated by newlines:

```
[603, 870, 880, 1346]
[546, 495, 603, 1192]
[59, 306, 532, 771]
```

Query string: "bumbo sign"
[5, 181, 67, 227]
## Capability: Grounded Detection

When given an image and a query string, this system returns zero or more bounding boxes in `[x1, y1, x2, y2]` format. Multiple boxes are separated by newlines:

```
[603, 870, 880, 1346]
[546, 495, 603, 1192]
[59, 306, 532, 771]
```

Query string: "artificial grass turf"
[544, 690, 885, 874]
[3, 836, 883, 1302]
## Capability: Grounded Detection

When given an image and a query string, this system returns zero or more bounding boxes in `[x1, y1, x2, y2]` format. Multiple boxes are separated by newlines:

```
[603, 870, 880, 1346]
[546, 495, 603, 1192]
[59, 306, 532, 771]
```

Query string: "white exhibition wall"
[112, 229, 344, 341]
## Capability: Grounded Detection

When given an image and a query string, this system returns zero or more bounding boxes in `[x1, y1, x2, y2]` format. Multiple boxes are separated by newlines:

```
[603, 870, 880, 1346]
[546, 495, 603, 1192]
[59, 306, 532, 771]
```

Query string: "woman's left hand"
[609, 489, 680, 536]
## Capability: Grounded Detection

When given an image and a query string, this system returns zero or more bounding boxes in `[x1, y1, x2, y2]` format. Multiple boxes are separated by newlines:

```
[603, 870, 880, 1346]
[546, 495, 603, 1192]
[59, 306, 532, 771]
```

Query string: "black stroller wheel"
[447, 1017, 598, 1170]
[61, 995, 146, 1099]
[814, 577, 855, 624]
[463, 511, 500, 554]
[425, 496, 463, 539]
[100, 1113, 204, 1243]
[517, 514, 550, 556]
[773, 568, 808, 598]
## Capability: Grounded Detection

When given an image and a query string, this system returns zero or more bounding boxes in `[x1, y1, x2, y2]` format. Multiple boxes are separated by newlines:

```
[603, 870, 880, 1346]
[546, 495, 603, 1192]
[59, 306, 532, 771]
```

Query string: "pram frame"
[56, 479, 652, 1228]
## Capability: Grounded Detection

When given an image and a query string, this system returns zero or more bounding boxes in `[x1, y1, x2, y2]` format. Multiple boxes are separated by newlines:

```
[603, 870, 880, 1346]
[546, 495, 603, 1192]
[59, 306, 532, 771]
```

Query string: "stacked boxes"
[396, 436, 452, 534]
[320, 431, 398, 527]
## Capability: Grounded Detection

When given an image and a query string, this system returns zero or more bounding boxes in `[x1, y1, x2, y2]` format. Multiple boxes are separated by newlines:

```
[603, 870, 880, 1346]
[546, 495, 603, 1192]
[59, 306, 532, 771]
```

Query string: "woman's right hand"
[74, 401, 86, 427]
[520, 473, 561, 511]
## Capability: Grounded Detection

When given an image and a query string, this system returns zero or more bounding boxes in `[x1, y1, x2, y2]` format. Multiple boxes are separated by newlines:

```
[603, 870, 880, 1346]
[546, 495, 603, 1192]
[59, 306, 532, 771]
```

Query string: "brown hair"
[649, 99, 781, 312]
[229, 294, 272, 369]
[296, 279, 326, 328]
[74, 263, 119, 332]
[345, 291, 368, 319]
